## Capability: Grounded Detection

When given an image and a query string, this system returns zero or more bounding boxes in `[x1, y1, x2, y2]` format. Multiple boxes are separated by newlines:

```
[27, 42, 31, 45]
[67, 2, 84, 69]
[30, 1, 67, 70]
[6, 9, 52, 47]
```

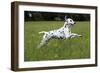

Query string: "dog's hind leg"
[37, 34, 49, 48]
[37, 39, 47, 48]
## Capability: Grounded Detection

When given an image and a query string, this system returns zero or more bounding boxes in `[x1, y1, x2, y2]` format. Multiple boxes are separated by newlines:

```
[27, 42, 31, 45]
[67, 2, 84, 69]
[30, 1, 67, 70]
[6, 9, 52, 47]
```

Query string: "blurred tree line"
[24, 11, 90, 21]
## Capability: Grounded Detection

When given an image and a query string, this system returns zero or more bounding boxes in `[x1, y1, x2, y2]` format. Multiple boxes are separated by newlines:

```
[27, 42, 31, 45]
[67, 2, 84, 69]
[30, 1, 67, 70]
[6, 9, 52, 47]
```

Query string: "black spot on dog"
[45, 34, 48, 38]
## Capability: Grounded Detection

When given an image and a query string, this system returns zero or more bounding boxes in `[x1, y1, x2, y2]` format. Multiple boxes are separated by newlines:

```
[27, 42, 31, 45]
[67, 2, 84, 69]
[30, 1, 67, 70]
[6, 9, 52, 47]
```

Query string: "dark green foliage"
[24, 11, 90, 21]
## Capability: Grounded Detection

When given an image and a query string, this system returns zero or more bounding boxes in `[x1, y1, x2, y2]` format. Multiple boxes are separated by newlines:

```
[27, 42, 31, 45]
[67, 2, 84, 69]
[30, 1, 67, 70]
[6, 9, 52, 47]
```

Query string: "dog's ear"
[65, 16, 67, 21]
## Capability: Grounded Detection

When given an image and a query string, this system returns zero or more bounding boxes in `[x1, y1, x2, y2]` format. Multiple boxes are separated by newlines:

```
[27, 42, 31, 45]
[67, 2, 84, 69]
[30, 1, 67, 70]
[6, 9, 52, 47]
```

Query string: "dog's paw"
[78, 35, 82, 37]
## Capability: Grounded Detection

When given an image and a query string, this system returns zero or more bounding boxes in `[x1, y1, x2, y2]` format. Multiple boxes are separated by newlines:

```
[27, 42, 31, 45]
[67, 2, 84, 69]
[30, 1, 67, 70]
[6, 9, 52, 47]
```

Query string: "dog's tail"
[39, 31, 47, 34]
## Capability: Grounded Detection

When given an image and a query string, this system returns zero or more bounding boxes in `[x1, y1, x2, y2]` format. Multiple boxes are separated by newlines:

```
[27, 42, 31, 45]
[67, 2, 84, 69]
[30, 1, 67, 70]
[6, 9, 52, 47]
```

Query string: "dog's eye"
[70, 20, 72, 22]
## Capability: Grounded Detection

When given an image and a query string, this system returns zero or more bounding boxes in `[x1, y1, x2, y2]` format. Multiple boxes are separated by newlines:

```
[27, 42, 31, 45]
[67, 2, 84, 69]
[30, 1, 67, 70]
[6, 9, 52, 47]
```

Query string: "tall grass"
[24, 21, 90, 61]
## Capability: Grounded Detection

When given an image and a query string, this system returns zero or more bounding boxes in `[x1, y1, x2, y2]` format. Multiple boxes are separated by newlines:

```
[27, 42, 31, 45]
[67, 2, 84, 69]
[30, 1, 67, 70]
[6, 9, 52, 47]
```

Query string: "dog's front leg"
[70, 33, 82, 38]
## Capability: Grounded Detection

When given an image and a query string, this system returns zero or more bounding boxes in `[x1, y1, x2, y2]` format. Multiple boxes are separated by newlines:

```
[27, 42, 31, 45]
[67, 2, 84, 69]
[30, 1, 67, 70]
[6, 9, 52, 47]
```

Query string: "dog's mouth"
[74, 22, 76, 24]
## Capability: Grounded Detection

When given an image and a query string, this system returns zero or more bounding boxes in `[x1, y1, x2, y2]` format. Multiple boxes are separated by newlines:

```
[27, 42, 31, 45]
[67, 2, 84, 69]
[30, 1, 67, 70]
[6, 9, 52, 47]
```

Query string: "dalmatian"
[37, 16, 82, 48]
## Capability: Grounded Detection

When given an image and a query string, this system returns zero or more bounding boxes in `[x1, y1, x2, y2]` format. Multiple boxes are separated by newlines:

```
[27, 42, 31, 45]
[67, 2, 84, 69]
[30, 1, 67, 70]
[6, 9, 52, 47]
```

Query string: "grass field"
[24, 21, 90, 61]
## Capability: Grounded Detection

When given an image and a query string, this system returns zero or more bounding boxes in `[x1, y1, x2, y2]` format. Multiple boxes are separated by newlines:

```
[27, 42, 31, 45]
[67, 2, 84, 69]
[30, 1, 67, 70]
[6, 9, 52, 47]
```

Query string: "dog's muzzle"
[71, 22, 76, 26]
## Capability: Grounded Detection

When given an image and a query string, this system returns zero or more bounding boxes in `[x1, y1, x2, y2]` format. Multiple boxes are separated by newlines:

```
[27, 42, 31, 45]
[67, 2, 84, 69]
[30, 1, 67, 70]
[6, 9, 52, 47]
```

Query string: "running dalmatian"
[37, 16, 82, 48]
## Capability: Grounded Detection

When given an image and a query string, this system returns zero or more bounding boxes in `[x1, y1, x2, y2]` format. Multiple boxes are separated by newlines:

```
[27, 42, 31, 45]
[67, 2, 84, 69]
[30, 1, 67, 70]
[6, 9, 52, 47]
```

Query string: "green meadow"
[24, 21, 90, 61]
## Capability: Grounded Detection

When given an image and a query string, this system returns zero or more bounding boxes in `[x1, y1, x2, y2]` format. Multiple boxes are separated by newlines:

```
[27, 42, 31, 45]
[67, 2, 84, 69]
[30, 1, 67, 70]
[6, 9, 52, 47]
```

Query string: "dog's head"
[64, 16, 75, 27]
